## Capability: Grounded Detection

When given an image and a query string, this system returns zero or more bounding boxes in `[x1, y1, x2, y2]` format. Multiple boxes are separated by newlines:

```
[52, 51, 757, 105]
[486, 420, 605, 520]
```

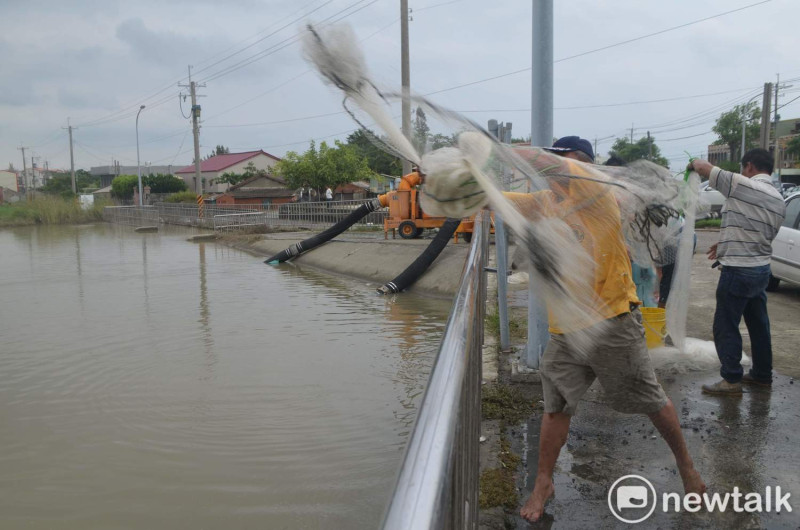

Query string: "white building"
[0, 169, 20, 192]
[175, 150, 281, 194]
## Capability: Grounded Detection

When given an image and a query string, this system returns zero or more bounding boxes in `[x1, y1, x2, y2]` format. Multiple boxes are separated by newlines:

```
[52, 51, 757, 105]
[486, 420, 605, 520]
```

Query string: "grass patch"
[479, 436, 522, 510]
[482, 384, 533, 425]
[695, 218, 721, 228]
[0, 197, 109, 227]
[485, 311, 526, 341]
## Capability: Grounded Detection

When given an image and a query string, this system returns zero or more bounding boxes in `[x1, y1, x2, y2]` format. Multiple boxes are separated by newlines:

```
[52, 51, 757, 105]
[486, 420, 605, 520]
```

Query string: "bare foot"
[520, 475, 555, 522]
[680, 467, 706, 495]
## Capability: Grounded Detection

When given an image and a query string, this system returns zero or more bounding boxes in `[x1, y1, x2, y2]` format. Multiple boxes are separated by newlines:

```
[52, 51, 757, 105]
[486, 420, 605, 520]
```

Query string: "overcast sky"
[2, 0, 799, 175]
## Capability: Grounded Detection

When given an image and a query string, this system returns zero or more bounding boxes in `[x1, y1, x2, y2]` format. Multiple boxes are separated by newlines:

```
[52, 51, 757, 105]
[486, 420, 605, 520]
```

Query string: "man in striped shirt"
[689, 149, 785, 395]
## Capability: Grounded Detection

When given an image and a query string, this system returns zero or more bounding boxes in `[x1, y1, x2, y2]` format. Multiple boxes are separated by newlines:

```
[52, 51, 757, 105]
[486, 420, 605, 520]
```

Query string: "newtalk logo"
[608, 475, 793, 524]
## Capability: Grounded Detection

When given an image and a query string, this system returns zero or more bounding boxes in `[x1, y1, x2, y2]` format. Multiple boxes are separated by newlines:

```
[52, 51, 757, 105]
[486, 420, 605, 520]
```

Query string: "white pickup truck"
[697, 180, 725, 218]
[768, 192, 800, 291]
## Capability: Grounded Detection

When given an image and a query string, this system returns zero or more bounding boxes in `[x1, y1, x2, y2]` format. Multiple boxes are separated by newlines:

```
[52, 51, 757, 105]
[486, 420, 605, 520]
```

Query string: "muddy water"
[0, 224, 451, 529]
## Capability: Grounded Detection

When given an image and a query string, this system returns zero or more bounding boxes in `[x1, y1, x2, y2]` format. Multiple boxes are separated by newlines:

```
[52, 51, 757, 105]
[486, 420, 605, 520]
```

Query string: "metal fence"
[382, 211, 488, 530]
[103, 200, 387, 231]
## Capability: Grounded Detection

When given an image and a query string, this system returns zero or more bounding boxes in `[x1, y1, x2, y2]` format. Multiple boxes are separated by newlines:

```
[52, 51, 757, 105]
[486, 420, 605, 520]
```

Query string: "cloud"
[0, 81, 40, 106]
[58, 89, 98, 109]
[115, 17, 230, 69]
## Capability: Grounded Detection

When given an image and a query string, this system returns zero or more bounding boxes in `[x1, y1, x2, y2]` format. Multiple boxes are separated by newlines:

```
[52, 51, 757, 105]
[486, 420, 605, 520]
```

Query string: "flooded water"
[0, 224, 452, 529]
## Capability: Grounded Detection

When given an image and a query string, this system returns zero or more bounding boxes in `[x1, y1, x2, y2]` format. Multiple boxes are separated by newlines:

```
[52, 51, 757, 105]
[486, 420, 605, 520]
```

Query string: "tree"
[413, 107, 430, 154]
[346, 129, 403, 177]
[145, 173, 188, 193]
[712, 102, 761, 163]
[609, 136, 669, 167]
[205, 145, 230, 160]
[275, 140, 375, 194]
[785, 136, 800, 167]
[429, 133, 456, 150]
[110, 173, 187, 199]
[40, 169, 99, 196]
[216, 161, 270, 186]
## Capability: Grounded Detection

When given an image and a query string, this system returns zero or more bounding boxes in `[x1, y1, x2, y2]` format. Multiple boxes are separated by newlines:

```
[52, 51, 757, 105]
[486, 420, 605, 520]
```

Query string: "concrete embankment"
[215, 230, 471, 298]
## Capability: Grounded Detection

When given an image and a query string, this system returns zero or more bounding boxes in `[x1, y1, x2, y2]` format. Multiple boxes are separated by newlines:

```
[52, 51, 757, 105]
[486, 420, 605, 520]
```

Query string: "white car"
[769, 192, 800, 290]
[697, 180, 725, 218]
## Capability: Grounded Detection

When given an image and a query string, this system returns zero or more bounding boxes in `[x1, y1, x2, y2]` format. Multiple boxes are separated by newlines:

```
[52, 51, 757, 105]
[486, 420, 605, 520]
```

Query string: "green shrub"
[111, 173, 188, 199]
[146, 174, 187, 193]
[111, 175, 139, 199]
[0, 196, 109, 227]
[696, 218, 721, 228]
[164, 190, 199, 203]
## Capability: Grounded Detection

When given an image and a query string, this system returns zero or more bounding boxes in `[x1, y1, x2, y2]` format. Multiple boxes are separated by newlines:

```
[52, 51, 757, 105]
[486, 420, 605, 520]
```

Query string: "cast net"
[301, 22, 701, 354]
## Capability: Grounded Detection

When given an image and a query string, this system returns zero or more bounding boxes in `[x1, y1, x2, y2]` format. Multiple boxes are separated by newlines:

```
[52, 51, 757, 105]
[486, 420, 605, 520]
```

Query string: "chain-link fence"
[103, 200, 387, 231]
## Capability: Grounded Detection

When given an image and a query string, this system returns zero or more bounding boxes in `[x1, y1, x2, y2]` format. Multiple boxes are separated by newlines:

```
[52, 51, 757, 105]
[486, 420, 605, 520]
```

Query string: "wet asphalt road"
[513, 372, 800, 529]
[511, 230, 800, 529]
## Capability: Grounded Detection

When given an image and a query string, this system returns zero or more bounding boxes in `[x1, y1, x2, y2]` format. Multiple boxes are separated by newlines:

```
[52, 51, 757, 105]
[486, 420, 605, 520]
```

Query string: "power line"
[191, 0, 334, 81]
[202, 5, 401, 122]
[424, 0, 772, 97]
[198, 0, 382, 84]
[556, 0, 771, 63]
[205, 111, 345, 128]
[777, 93, 800, 111]
[203, 87, 762, 129]
[71, 0, 335, 129]
[191, 0, 332, 70]
[414, 0, 462, 12]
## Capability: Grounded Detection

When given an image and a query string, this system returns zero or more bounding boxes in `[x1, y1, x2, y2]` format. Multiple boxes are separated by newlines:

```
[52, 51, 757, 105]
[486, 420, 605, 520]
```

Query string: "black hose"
[264, 198, 383, 264]
[377, 218, 462, 294]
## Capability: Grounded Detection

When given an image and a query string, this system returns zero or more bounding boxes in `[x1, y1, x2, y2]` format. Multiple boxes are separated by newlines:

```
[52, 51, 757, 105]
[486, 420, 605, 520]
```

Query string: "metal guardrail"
[103, 200, 387, 231]
[382, 211, 488, 530]
[212, 211, 269, 232]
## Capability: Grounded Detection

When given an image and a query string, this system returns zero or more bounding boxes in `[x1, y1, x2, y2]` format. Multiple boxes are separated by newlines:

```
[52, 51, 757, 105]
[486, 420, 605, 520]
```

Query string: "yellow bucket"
[640, 307, 667, 349]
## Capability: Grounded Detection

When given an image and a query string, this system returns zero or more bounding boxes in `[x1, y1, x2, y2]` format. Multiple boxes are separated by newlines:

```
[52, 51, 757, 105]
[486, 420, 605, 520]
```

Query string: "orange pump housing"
[378, 172, 484, 241]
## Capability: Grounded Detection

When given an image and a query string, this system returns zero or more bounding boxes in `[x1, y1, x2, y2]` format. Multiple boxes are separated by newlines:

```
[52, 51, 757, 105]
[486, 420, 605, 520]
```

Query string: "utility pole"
[630, 124, 634, 144]
[400, 0, 412, 176]
[527, 0, 553, 370]
[774, 74, 780, 157]
[31, 155, 38, 190]
[18, 146, 28, 194]
[647, 131, 652, 160]
[63, 118, 77, 194]
[179, 66, 206, 195]
[759, 82, 772, 149]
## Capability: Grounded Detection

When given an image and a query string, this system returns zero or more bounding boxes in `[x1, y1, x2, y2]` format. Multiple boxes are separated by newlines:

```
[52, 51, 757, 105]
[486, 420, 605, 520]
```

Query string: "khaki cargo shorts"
[540, 309, 668, 416]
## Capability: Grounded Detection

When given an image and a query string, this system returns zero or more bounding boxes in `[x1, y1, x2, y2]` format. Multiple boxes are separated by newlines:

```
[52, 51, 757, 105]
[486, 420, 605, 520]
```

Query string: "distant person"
[654, 215, 696, 309]
[325, 186, 333, 202]
[605, 155, 658, 306]
[689, 149, 785, 395]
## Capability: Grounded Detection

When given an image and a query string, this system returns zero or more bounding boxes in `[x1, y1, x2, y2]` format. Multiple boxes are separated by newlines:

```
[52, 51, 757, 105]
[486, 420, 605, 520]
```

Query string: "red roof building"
[175, 150, 281, 193]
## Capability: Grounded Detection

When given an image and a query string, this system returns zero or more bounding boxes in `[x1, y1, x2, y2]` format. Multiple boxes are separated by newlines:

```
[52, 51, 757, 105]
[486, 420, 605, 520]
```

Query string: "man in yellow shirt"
[509, 137, 706, 522]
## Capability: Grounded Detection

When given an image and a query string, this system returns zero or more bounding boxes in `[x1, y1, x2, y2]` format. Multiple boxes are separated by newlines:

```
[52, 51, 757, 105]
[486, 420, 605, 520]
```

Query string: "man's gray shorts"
[540, 309, 668, 416]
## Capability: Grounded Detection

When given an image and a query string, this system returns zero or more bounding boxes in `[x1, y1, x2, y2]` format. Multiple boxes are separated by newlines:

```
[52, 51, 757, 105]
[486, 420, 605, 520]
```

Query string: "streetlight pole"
[136, 105, 146, 206]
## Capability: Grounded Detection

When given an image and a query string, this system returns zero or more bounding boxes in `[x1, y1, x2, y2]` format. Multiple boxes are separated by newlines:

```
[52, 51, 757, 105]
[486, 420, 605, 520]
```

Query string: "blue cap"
[544, 136, 594, 161]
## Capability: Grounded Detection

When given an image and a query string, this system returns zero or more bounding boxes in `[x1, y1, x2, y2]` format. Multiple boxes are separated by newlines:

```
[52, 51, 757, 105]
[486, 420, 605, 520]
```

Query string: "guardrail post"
[495, 213, 510, 352]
